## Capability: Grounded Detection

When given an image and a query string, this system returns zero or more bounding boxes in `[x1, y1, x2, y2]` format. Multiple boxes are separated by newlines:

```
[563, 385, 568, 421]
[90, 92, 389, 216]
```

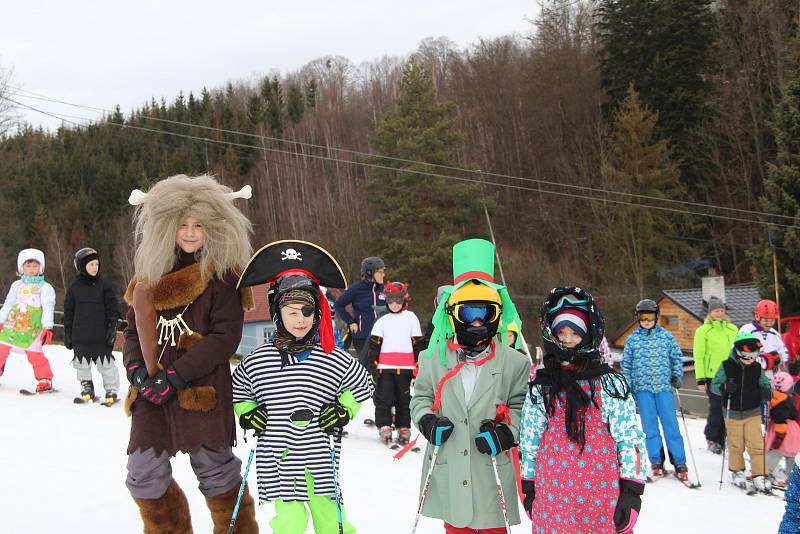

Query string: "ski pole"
[411, 445, 439, 534]
[674, 387, 701, 487]
[228, 435, 258, 534]
[719, 395, 731, 490]
[327, 429, 344, 534]
[490, 455, 512, 534]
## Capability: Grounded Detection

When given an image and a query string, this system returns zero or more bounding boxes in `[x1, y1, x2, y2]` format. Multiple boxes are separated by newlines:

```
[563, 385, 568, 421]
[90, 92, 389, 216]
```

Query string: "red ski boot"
[35, 379, 53, 393]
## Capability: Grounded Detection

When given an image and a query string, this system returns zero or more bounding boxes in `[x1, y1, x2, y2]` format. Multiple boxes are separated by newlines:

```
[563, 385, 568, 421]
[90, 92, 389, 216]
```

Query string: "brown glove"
[132, 281, 159, 378]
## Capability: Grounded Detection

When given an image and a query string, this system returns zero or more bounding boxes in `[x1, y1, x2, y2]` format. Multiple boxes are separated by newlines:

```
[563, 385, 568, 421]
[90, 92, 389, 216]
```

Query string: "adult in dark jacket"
[334, 256, 386, 354]
[122, 175, 258, 533]
[63, 247, 120, 404]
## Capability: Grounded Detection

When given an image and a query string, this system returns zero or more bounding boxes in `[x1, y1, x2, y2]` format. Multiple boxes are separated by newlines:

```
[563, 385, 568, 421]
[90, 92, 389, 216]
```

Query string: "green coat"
[693, 318, 738, 382]
[410, 342, 530, 529]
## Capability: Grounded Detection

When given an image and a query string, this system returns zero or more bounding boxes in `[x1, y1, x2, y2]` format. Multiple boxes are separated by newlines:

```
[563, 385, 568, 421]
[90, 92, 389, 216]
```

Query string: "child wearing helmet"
[711, 331, 773, 493]
[766, 372, 800, 490]
[622, 298, 689, 482]
[63, 247, 121, 404]
[410, 239, 530, 532]
[739, 299, 789, 374]
[0, 248, 56, 393]
[363, 281, 424, 447]
[232, 240, 374, 533]
[519, 287, 648, 533]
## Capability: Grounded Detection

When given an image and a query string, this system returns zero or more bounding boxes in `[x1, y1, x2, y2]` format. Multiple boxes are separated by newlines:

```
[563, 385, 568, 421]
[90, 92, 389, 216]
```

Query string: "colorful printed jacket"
[622, 325, 683, 393]
[519, 373, 648, 484]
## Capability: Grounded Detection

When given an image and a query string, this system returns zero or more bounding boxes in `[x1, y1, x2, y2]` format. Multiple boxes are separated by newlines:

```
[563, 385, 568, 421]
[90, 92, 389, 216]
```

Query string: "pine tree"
[287, 83, 305, 124]
[597, 0, 713, 190]
[750, 46, 800, 314]
[365, 60, 484, 313]
[599, 84, 689, 297]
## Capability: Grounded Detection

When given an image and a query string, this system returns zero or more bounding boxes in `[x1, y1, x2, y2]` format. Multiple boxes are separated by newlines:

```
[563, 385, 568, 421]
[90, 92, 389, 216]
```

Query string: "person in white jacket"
[0, 248, 56, 392]
[739, 299, 789, 374]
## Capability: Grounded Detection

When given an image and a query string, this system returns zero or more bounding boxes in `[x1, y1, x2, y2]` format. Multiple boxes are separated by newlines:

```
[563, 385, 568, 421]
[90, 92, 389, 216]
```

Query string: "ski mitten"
[239, 404, 269, 432]
[772, 431, 787, 450]
[105, 322, 117, 347]
[126, 361, 149, 388]
[418, 414, 454, 446]
[318, 402, 350, 434]
[475, 420, 516, 456]
[721, 379, 738, 396]
[40, 329, 53, 345]
[522, 479, 535, 518]
[139, 367, 187, 405]
[614, 478, 644, 534]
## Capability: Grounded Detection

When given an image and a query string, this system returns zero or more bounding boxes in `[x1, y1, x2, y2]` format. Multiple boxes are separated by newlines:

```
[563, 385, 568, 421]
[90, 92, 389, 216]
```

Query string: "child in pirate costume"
[363, 281, 424, 446]
[232, 240, 374, 534]
[122, 175, 259, 533]
[0, 248, 56, 393]
[410, 238, 530, 533]
[519, 287, 647, 534]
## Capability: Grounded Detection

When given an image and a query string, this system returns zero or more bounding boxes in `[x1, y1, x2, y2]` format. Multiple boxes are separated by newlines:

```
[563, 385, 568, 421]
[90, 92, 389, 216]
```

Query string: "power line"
[9, 87, 797, 225]
[5, 95, 798, 230]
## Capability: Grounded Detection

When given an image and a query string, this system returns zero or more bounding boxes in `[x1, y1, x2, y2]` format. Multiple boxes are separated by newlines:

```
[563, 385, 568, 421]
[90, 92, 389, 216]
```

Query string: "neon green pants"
[269, 496, 356, 534]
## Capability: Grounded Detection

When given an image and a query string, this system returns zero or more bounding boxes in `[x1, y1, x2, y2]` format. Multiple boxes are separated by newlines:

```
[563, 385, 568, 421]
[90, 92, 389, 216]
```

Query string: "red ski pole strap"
[495, 402, 524, 504]
[431, 341, 495, 413]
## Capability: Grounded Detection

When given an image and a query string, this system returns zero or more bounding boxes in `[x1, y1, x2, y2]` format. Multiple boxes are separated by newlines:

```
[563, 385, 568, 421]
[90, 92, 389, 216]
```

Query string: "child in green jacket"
[693, 296, 738, 454]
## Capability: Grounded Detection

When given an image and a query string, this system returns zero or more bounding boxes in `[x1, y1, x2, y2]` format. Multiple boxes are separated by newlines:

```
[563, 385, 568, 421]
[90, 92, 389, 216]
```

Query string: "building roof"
[244, 284, 270, 323]
[662, 283, 761, 326]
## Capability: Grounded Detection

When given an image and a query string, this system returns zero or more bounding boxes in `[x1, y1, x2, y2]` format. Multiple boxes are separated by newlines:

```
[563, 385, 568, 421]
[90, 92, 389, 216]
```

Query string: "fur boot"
[205, 482, 259, 534]
[132, 479, 193, 533]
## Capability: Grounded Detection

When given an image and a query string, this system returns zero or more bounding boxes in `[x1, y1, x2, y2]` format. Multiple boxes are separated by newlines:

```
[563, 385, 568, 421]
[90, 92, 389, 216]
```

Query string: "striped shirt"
[232, 342, 374, 503]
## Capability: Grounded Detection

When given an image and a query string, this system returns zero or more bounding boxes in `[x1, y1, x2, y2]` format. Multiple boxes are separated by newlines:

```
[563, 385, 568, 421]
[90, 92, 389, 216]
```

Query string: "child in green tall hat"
[409, 238, 530, 532]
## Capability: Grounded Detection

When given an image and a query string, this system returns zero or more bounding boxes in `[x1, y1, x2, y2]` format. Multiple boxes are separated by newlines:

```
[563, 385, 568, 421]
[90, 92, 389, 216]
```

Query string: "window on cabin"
[662, 315, 678, 327]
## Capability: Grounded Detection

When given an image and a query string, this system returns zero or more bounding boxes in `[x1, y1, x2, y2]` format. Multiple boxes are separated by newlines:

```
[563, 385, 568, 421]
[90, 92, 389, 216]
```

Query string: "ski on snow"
[20, 388, 58, 396]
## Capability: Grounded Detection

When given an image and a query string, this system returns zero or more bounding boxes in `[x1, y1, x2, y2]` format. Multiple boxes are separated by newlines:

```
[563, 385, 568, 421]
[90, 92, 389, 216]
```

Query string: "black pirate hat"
[237, 240, 346, 289]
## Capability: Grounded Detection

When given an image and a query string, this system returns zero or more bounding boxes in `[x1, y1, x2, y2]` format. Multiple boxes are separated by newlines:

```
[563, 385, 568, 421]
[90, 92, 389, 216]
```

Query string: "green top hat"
[426, 238, 523, 364]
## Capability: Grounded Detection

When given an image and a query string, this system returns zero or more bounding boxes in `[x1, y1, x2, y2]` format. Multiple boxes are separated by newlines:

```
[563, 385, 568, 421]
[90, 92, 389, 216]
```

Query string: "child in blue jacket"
[622, 299, 689, 481]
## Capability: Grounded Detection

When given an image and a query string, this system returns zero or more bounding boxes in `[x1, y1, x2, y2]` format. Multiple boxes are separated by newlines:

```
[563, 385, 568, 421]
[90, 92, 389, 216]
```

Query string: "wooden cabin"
[609, 283, 761, 354]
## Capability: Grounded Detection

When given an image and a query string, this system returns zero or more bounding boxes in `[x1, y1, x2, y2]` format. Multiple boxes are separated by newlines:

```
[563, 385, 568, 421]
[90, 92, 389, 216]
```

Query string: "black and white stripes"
[232, 343, 373, 503]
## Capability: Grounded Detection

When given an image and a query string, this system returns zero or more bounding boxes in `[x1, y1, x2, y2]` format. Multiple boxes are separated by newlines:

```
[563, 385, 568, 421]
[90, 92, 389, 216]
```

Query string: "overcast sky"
[2, 1, 537, 130]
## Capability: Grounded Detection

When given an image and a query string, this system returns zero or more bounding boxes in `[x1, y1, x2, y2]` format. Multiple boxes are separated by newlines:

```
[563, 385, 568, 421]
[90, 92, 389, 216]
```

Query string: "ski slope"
[0, 345, 785, 532]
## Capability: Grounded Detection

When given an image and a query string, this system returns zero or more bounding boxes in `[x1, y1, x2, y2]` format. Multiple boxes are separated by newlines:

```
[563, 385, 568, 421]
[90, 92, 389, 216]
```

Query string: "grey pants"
[72, 357, 120, 394]
[767, 450, 796, 476]
[126, 446, 243, 499]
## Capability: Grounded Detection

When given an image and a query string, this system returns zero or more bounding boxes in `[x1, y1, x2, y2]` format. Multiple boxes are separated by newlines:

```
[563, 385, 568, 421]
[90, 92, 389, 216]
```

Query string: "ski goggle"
[637, 312, 657, 322]
[735, 341, 762, 359]
[450, 303, 501, 324]
[385, 293, 406, 304]
[546, 295, 590, 314]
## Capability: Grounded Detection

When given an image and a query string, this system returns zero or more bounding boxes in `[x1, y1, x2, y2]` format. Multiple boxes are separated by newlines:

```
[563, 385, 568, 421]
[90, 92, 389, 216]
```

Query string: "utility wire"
[9, 87, 797, 225]
[5, 95, 797, 230]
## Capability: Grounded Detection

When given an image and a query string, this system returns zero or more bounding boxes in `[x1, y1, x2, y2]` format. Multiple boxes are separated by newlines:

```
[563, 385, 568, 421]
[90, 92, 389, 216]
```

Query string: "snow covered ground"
[0, 345, 786, 532]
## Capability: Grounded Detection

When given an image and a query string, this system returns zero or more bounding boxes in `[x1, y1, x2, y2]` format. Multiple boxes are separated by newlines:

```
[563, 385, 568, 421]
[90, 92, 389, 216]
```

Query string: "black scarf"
[531, 360, 628, 451]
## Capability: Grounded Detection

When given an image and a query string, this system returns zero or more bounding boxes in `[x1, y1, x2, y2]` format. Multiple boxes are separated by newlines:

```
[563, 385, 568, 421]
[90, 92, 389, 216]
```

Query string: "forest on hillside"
[1, 0, 798, 334]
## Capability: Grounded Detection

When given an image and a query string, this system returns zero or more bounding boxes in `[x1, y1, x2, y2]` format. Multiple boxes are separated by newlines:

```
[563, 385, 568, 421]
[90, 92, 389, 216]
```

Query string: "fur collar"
[124, 262, 254, 312]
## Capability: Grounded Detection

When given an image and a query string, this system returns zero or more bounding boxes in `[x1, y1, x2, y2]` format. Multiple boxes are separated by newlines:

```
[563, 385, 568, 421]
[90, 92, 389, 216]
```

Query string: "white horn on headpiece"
[128, 189, 148, 206]
[227, 185, 252, 200]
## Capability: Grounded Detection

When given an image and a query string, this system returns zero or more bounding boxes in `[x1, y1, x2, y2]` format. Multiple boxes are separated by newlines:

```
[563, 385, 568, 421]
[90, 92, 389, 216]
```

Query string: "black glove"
[522, 479, 535, 518]
[670, 376, 681, 388]
[132, 365, 187, 406]
[64, 330, 73, 350]
[696, 378, 709, 387]
[105, 323, 117, 348]
[318, 402, 350, 434]
[126, 361, 149, 389]
[474, 420, 516, 456]
[761, 388, 773, 402]
[721, 379, 738, 395]
[418, 414, 454, 446]
[613, 479, 644, 533]
[239, 404, 268, 432]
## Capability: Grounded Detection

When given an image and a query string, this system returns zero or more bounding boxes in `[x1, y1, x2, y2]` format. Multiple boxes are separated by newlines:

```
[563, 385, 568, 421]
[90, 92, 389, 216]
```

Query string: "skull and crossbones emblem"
[281, 248, 302, 261]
